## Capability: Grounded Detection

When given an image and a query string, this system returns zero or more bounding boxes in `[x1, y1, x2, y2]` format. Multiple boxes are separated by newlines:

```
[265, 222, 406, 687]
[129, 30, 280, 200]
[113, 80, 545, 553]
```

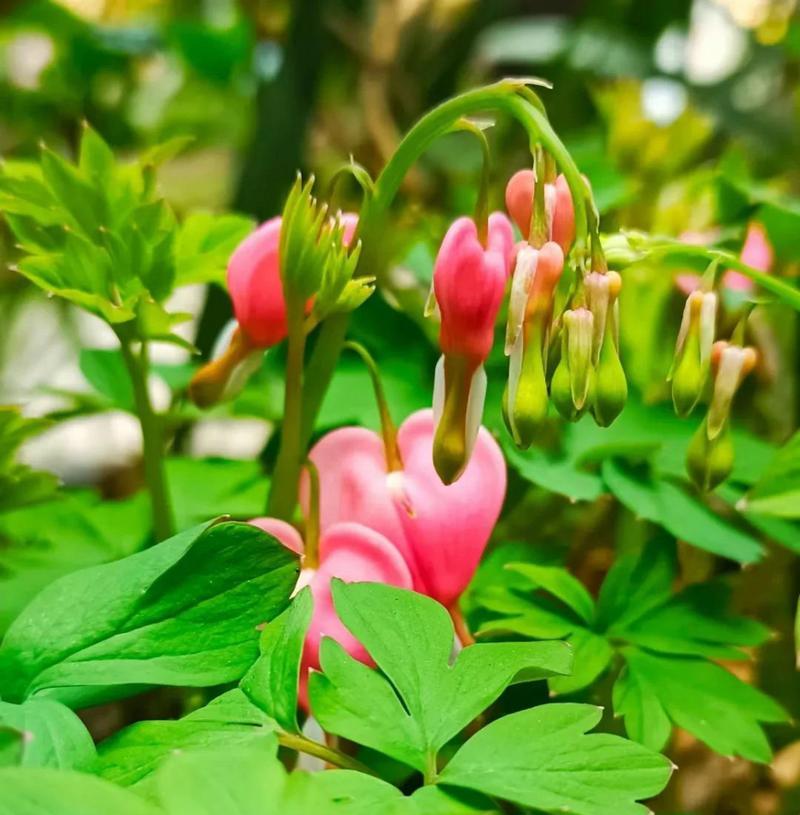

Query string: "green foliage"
[0, 126, 252, 345]
[744, 430, 800, 519]
[240, 587, 312, 733]
[0, 699, 95, 770]
[310, 581, 573, 774]
[0, 408, 59, 514]
[439, 704, 672, 815]
[474, 539, 789, 761]
[0, 490, 150, 633]
[500, 398, 780, 561]
[93, 690, 275, 789]
[0, 520, 298, 706]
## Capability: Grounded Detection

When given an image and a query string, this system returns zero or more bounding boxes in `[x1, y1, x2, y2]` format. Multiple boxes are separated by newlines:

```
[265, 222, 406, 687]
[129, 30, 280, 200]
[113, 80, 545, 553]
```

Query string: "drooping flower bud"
[669, 290, 717, 417]
[505, 169, 575, 254]
[591, 272, 627, 427]
[505, 241, 565, 446]
[551, 307, 594, 421]
[686, 340, 757, 491]
[686, 417, 735, 492]
[431, 213, 514, 484]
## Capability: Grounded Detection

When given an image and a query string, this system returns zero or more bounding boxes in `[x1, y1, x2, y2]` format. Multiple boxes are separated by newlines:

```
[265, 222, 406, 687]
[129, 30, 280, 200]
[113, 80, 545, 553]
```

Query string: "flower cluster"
[252, 408, 505, 704]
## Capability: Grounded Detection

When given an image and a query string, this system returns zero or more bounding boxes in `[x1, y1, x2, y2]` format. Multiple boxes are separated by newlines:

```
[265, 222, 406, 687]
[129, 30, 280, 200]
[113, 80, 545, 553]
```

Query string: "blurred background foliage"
[1, 1, 799, 813]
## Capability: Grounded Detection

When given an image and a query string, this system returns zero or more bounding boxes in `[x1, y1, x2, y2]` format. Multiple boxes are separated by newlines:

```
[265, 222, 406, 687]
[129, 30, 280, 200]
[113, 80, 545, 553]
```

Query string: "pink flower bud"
[433, 213, 514, 366]
[227, 214, 357, 348]
[725, 222, 773, 292]
[505, 170, 575, 253]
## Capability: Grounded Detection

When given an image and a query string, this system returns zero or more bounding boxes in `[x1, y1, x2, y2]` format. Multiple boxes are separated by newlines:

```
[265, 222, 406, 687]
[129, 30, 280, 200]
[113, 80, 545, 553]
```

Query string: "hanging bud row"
[686, 340, 757, 491]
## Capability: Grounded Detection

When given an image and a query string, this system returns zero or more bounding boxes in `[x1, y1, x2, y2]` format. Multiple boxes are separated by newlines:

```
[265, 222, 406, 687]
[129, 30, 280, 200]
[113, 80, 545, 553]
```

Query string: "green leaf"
[548, 629, 614, 695]
[165, 458, 270, 531]
[309, 581, 572, 772]
[502, 436, 605, 503]
[0, 728, 22, 767]
[620, 648, 789, 762]
[438, 703, 672, 815]
[154, 742, 403, 815]
[174, 211, 254, 287]
[79, 348, 136, 412]
[0, 521, 298, 706]
[602, 458, 763, 563]
[0, 767, 162, 815]
[0, 408, 59, 514]
[240, 588, 312, 733]
[613, 664, 672, 752]
[597, 537, 676, 632]
[507, 562, 596, 624]
[0, 699, 94, 770]
[0, 490, 150, 634]
[744, 430, 800, 518]
[620, 581, 770, 660]
[93, 689, 276, 789]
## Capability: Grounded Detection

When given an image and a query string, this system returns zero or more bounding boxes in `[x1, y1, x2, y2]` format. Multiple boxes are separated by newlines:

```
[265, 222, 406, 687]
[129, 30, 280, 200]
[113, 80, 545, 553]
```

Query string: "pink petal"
[299, 522, 413, 706]
[302, 427, 416, 573]
[248, 517, 304, 555]
[395, 409, 506, 607]
[227, 217, 289, 348]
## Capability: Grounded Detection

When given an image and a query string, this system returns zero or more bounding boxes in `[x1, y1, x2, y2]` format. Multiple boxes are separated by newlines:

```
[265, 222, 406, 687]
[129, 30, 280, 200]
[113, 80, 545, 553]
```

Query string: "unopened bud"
[564, 308, 594, 410]
[686, 417, 734, 491]
[707, 342, 757, 439]
[592, 322, 627, 427]
[670, 290, 717, 417]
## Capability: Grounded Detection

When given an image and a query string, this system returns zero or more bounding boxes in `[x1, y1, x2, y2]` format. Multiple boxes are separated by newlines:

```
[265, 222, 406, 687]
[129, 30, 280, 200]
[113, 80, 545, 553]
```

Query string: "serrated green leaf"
[0, 408, 59, 514]
[240, 588, 312, 733]
[309, 581, 572, 772]
[438, 703, 672, 815]
[0, 521, 298, 706]
[93, 689, 276, 789]
[620, 647, 788, 762]
[174, 211, 254, 287]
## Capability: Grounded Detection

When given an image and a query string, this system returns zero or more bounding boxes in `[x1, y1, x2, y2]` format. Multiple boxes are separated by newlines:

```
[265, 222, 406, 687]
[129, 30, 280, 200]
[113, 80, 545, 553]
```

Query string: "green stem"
[423, 751, 438, 785]
[300, 81, 591, 450]
[277, 732, 376, 775]
[300, 312, 350, 450]
[643, 242, 800, 311]
[268, 302, 307, 519]
[344, 341, 402, 470]
[117, 333, 173, 542]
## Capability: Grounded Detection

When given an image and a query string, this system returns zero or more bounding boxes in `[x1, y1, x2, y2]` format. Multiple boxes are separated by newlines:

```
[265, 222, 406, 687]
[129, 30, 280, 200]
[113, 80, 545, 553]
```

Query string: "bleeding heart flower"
[249, 517, 412, 707]
[430, 212, 514, 484]
[505, 169, 575, 254]
[228, 214, 358, 348]
[302, 408, 506, 609]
